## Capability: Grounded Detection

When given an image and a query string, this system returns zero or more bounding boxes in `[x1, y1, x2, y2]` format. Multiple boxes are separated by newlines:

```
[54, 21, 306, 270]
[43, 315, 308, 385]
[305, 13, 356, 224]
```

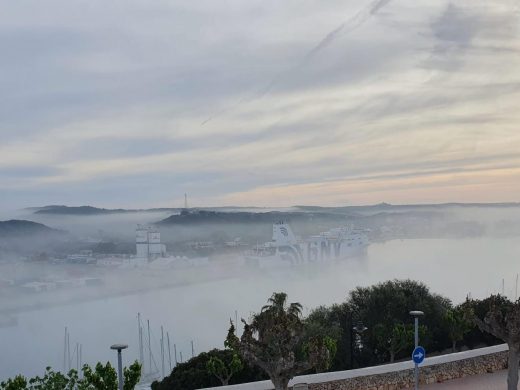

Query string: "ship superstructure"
[244, 222, 368, 267]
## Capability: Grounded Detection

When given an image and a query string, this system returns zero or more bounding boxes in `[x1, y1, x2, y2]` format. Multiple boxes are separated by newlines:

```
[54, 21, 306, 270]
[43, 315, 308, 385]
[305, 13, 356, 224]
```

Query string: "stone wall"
[306, 351, 508, 390]
[200, 344, 509, 390]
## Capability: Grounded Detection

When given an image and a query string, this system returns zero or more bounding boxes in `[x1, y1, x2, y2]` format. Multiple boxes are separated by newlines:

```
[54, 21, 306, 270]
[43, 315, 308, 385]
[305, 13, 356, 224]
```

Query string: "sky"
[1, 0, 520, 210]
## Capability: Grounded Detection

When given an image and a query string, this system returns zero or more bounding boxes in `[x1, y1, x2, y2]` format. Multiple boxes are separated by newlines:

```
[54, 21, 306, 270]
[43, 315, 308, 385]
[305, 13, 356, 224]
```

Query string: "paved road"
[407, 370, 512, 389]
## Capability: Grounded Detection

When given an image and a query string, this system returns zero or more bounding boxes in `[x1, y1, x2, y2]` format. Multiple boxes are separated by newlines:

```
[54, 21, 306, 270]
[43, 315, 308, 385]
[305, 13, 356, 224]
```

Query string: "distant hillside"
[0, 220, 62, 237]
[31, 205, 266, 215]
[295, 202, 520, 215]
[33, 205, 138, 215]
[157, 209, 346, 225]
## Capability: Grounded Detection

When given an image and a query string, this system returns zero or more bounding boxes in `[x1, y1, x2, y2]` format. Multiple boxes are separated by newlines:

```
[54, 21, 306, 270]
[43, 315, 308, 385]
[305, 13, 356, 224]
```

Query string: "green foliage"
[82, 362, 118, 390]
[460, 295, 507, 348]
[123, 362, 142, 390]
[302, 336, 337, 372]
[374, 322, 414, 363]
[0, 375, 27, 390]
[206, 354, 243, 385]
[306, 304, 350, 370]
[347, 279, 452, 364]
[466, 295, 520, 390]
[443, 306, 473, 351]
[151, 349, 265, 390]
[0, 362, 141, 390]
[227, 292, 331, 390]
[29, 367, 79, 390]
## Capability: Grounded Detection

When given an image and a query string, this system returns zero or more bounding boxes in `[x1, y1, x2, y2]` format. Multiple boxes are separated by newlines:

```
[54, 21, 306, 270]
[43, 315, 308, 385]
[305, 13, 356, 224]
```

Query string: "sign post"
[410, 311, 424, 389]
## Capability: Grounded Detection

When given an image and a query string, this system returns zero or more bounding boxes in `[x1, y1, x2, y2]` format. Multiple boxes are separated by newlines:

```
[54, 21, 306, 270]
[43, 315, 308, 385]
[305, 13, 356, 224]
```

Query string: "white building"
[136, 225, 166, 260]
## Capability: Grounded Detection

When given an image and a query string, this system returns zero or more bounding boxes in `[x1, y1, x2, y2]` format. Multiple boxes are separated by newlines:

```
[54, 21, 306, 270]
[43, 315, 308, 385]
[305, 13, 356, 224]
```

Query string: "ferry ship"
[244, 222, 369, 268]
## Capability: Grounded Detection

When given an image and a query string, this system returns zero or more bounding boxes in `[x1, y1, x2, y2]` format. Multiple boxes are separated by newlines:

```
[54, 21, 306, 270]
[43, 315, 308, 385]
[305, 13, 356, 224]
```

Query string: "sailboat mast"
[63, 327, 67, 372]
[67, 331, 71, 371]
[161, 326, 165, 378]
[167, 332, 172, 371]
[76, 343, 79, 371]
[79, 344, 82, 376]
[147, 319, 152, 374]
[515, 274, 518, 301]
[137, 313, 144, 366]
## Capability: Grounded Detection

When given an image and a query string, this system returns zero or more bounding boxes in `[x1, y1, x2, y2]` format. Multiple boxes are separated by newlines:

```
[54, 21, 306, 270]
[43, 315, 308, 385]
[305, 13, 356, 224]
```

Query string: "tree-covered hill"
[0, 220, 62, 237]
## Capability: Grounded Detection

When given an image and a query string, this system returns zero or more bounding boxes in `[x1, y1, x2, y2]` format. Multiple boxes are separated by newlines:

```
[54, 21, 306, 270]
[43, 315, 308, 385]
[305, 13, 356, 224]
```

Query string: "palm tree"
[261, 292, 303, 319]
[227, 292, 331, 390]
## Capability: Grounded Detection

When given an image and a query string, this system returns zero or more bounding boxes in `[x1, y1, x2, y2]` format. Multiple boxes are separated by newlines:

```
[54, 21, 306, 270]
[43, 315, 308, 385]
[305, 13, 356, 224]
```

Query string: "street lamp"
[347, 312, 368, 369]
[409, 311, 424, 390]
[110, 344, 128, 390]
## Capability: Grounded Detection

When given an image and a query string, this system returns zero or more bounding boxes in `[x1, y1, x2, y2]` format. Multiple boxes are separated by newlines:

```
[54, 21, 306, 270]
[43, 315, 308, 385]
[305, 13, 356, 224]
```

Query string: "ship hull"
[244, 243, 368, 269]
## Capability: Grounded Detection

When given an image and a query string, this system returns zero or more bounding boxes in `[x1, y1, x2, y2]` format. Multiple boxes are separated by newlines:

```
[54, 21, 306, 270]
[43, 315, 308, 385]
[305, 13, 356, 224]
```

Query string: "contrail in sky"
[201, 0, 393, 126]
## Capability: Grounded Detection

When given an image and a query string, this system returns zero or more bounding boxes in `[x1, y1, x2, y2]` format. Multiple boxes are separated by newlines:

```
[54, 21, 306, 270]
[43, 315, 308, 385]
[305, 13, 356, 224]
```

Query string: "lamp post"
[347, 311, 368, 369]
[352, 322, 367, 367]
[409, 311, 424, 390]
[110, 344, 128, 390]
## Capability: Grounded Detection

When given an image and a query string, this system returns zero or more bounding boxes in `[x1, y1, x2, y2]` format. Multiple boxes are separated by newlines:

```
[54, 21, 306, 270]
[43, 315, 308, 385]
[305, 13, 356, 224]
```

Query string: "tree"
[459, 296, 503, 348]
[81, 361, 141, 390]
[29, 367, 78, 390]
[226, 292, 332, 390]
[206, 353, 243, 385]
[347, 279, 452, 364]
[374, 323, 413, 363]
[82, 362, 117, 390]
[305, 305, 345, 370]
[443, 306, 472, 352]
[205, 322, 245, 386]
[123, 362, 142, 390]
[151, 349, 265, 390]
[0, 362, 141, 390]
[0, 376, 27, 390]
[468, 295, 520, 390]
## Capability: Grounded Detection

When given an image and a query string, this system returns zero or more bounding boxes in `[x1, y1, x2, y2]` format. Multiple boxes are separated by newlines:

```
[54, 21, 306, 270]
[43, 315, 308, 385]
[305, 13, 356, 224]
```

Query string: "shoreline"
[0, 264, 245, 316]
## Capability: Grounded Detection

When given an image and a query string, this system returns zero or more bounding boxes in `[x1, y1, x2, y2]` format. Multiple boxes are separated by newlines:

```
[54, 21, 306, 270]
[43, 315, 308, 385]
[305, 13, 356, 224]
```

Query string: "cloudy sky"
[1, 0, 520, 209]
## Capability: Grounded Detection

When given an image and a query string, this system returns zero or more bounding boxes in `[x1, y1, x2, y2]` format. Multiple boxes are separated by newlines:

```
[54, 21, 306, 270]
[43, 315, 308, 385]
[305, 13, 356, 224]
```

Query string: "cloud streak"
[1, 0, 520, 210]
[201, 0, 395, 125]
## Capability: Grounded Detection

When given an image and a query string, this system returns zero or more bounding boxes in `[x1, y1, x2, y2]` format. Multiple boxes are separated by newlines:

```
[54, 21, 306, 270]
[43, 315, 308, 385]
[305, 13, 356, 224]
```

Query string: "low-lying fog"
[1, 205, 520, 381]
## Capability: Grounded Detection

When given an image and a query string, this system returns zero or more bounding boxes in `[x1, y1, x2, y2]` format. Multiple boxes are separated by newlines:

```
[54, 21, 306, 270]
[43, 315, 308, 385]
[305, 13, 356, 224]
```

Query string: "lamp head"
[110, 344, 128, 351]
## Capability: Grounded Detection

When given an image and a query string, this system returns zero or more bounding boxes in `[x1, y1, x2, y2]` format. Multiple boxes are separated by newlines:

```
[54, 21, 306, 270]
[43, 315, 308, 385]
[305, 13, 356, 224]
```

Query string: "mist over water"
[2, 235, 519, 380]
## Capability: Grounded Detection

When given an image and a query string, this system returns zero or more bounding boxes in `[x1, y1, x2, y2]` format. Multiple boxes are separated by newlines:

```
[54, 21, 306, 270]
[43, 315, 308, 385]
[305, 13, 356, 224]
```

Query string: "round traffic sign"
[412, 346, 426, 364]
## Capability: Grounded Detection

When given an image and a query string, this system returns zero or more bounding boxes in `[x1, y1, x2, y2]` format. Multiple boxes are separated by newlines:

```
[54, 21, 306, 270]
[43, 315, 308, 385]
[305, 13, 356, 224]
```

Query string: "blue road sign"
[412, 346, 426, 364]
